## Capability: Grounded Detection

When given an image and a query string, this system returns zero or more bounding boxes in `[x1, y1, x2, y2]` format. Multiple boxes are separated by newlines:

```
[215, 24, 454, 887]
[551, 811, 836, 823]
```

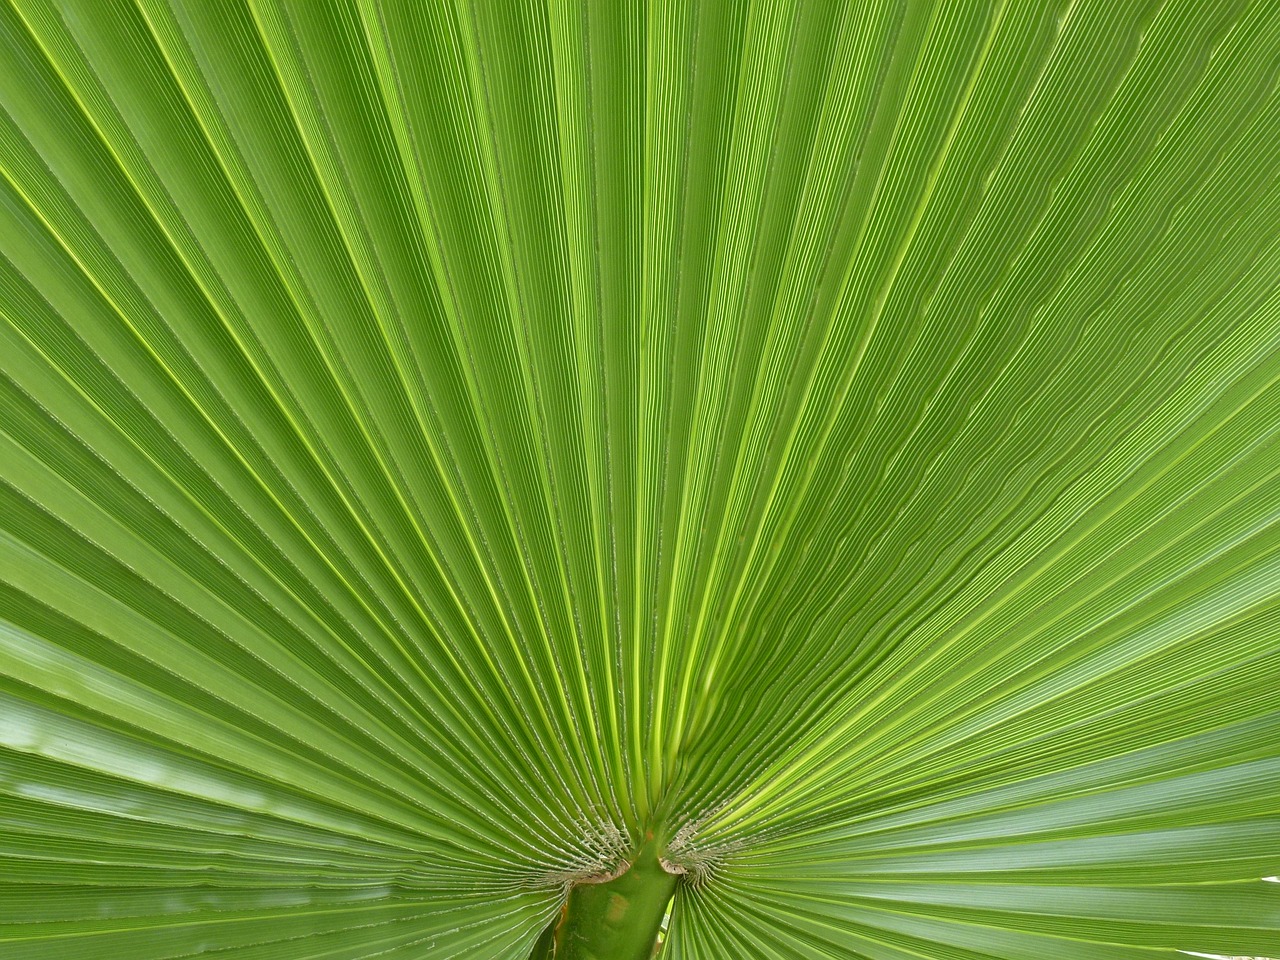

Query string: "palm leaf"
[2, 0, 1279, 957]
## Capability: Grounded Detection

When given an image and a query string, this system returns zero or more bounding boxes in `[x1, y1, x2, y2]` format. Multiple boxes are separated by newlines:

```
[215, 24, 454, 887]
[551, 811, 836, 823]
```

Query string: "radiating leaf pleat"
[3, 0, 1279, 957]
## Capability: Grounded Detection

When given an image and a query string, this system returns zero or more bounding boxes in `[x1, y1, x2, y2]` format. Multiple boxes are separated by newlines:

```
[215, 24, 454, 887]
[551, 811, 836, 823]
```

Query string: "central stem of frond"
[531, 833, 679, 960]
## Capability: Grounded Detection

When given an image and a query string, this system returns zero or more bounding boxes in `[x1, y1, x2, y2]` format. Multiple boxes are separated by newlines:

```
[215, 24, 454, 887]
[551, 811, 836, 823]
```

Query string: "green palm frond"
[2, 1, 1279, 957]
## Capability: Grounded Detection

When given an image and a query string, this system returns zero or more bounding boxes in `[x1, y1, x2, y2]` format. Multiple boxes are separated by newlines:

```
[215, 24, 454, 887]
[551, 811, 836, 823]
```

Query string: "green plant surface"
[534, 834, 678, 960]
[1, 0, 1279, 957]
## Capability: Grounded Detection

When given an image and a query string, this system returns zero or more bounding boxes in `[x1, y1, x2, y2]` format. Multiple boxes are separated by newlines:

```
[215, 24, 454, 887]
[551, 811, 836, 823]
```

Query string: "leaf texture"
[1, 0, 1279, 957]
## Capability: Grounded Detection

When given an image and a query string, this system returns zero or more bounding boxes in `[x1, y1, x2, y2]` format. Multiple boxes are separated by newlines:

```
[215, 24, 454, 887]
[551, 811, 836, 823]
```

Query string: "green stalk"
[531, 835, 678, 960]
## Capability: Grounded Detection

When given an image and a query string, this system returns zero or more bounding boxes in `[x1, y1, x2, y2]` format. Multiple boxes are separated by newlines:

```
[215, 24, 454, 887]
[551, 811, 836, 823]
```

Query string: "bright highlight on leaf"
[1, 1, 1279, 958]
